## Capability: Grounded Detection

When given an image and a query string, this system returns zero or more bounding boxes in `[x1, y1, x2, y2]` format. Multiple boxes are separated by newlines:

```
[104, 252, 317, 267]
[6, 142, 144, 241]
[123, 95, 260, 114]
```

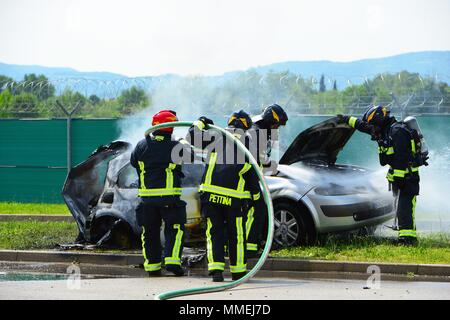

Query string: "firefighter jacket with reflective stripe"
[249, 120, 274, 167]
[383, 122, 420, 184]
[130, 133, 186, 204]
[188, 125, 261, 209]
[348, 117, 420, 185]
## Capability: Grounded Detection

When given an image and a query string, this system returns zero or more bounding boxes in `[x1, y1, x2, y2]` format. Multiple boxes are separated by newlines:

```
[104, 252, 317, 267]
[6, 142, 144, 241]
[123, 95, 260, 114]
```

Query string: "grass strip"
[0, 221, 78, 250]
[0, 220, 449, 265]
[271, 233, 450, 265]
[0, 202, 70, 215]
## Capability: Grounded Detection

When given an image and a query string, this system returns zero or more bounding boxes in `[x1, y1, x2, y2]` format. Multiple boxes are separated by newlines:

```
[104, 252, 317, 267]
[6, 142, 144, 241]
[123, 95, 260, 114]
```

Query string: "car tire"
[270, 201, 315, 249]
[90, 215, 136, 249]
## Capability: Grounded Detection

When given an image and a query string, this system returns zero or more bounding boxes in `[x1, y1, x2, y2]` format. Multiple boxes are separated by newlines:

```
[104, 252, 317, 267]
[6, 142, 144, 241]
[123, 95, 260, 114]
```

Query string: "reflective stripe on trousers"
[399, 195, 417, 239]
[164, 224, 184, 266]
[230, 217, 247, 273]
[141, 227, 162, 271]
[246, 206, 257, 251]
[206, 218, 225, 271]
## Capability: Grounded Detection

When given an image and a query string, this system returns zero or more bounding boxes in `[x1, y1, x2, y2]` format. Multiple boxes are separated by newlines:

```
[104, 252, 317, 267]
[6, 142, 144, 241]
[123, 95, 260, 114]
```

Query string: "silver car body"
[62, 117, 395, 247]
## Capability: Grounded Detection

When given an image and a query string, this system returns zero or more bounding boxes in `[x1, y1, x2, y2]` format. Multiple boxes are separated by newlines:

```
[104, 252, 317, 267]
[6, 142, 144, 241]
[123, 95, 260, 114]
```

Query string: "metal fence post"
[56, 100, 82, 173]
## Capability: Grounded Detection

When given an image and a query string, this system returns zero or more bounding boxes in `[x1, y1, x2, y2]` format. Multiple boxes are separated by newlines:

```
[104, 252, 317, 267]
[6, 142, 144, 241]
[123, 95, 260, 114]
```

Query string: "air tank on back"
[403, 116, 429, 163]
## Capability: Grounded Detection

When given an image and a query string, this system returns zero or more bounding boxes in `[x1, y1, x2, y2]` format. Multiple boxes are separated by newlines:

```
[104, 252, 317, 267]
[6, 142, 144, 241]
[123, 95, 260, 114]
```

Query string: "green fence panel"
[0, 119, 120, 204]
[0, 115, 449, 204]
[0, 168, 67, 203]
[0, 119, 67, 167]
[71, 119, 121, 166]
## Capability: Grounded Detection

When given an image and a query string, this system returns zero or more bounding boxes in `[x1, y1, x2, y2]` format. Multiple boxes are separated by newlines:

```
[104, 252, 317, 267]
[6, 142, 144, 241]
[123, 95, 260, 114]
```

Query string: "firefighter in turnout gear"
[338, 105, 421, 245]
[251, 104, 289, 169]
[188, 110, 262, 282]
[131, 110, 187, 277]
[246, 104, 288, 257]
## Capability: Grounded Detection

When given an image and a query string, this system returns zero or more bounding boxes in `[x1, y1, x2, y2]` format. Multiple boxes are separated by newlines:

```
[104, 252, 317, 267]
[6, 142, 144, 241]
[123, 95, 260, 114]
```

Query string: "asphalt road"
[1, 275, 449, 300]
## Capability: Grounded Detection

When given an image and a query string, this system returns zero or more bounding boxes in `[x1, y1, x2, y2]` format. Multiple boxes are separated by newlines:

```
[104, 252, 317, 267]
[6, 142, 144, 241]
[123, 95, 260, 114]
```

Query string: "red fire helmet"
[151, 109, 178, 133]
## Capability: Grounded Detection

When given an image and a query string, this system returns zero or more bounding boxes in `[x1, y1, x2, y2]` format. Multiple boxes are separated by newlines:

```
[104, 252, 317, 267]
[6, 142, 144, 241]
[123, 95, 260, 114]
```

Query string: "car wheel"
[271, 201, 315, 249]
[90, 215, 136, 249]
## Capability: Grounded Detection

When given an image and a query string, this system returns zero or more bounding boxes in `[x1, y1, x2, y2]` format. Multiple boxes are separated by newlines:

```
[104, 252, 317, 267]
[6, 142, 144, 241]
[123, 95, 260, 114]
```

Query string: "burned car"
[62, 117, 395, 249]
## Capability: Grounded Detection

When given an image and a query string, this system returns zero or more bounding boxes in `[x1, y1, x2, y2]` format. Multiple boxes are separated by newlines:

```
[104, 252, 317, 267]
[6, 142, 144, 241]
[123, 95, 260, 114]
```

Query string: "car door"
[180, 163, 204, 225]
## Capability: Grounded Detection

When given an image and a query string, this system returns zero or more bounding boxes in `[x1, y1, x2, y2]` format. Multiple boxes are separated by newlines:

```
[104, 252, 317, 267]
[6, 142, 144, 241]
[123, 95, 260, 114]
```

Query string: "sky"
[0, 0, 449, 77]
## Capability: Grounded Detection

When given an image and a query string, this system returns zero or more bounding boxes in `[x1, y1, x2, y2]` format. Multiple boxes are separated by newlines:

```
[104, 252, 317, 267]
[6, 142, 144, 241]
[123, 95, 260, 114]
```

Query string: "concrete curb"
[0, 250, 141, 266]
[0, 214, 74, 222]
[0, 261, 149, 278]
[1, 261, 446, 283]
[1, 250, 449, 281]
[254, 258, 450, 278]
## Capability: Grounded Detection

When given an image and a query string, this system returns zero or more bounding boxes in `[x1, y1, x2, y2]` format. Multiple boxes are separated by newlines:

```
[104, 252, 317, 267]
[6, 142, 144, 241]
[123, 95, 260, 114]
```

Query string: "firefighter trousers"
[393, 181, 419, 240]
[246, 196, 267, 252]
[136, 201, 186, 272]
[202, 202, 247, 274]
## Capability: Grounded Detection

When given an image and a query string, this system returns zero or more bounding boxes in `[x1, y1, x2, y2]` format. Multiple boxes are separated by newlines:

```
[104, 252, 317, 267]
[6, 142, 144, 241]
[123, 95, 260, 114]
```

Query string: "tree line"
[0, 74, 150, 118]
[0, 70, 449, 118]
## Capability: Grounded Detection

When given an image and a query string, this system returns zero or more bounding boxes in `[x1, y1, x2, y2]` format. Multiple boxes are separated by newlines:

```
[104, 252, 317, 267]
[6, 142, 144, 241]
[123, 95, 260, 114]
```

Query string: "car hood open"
[279, 116, 355, 165]
[62, 141, 132, 234]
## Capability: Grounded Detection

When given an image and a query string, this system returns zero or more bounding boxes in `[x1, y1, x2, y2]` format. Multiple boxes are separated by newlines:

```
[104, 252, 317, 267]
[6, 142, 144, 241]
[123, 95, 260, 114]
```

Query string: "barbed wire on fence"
[0, 72, 449, 118]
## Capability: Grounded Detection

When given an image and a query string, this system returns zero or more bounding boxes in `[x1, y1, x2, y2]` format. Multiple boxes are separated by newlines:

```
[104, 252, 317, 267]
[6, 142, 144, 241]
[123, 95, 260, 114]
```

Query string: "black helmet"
[227, 109, 253, 130]
[261, 104, 288, 127]
[362, 105, 390, 128]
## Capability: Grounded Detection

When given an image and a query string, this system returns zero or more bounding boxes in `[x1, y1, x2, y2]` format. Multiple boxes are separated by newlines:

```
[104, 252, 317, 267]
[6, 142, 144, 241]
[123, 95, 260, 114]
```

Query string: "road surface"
[1, 275, 449, 300]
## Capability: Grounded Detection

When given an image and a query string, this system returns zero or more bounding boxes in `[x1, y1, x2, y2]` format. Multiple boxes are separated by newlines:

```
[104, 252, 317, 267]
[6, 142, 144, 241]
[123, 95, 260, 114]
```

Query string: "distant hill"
[1, 51, 449, 90]
[245, 51, 450, 86]
[0, 62, 126, 81]
[0, 63, 179, 97]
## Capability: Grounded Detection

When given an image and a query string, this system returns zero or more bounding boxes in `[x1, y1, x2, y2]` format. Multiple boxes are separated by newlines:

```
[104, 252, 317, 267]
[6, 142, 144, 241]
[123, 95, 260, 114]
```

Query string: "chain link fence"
[1, 71, 449, 203]
[0, 71, 449, 119]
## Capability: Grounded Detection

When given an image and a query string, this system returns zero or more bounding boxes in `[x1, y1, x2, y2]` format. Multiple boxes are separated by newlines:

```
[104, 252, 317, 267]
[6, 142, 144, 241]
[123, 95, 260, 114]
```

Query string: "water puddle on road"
[0, 272, 69, 282]
[0, 272, 107, 282]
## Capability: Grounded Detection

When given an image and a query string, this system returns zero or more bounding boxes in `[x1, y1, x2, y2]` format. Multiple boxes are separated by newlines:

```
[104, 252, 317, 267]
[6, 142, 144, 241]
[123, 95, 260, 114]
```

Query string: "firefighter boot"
[210, 270, 224, 282]
[231, 272, 246, 281]
[166, 264, 185, 277]
[147, 270, 162, 277]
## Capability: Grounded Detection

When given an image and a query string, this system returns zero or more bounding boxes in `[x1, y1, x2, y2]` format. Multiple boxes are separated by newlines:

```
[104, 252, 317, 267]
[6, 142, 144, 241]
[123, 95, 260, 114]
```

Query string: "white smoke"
[115, 83, 450, 233]
[359, 144, 450, 232]
[416, 147, 450, 219]
[116, 78, 228, 146]
[116, 109, 154, 147]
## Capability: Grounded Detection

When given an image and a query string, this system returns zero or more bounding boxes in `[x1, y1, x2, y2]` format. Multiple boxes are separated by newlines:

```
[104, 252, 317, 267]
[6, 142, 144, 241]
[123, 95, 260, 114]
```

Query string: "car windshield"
[117, 164, 138, 189]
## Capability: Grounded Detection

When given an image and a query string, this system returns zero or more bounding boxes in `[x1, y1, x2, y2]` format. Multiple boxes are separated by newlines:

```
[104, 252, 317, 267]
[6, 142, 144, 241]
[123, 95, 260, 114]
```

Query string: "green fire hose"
[144, 121, 274, 300]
